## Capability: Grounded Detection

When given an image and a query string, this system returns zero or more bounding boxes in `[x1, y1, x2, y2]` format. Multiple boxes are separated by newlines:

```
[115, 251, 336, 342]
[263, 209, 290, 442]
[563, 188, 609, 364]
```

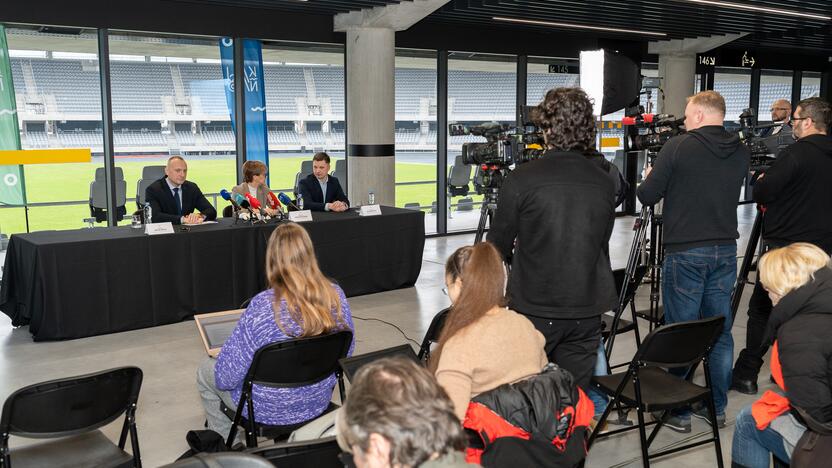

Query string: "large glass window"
[801, 71, 822, 100]
[526, 57, 578, 106]
[108, 32, 235, 224]
[447, 52, 516, 233]
[260, 41, 344, 208]
[757, 69, 793, 122]
[395, 49, 436, 234]
[5, 26, 105, 233]
[714, 68, 752, 122]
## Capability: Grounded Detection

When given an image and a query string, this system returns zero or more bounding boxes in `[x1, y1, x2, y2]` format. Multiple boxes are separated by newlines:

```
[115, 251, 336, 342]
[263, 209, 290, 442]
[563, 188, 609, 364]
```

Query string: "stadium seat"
[0, 367, 143, 468]
[332, 159, 347, 191]
[136, 165, 166, 209]
[447, 155, 472, 197]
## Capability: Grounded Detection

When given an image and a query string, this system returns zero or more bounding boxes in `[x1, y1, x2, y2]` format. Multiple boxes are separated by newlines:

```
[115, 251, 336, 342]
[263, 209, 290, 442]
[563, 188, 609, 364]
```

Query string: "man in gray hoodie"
[637, 90, 750, 432]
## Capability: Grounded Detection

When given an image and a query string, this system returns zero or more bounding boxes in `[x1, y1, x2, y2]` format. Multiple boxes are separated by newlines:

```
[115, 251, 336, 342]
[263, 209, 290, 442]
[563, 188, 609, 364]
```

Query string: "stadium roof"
[186, 0, 832, 54]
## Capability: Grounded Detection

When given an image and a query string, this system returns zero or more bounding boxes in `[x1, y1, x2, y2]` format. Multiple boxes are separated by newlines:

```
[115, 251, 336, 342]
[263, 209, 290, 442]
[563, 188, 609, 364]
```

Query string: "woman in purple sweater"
[196, 223, 354, 444]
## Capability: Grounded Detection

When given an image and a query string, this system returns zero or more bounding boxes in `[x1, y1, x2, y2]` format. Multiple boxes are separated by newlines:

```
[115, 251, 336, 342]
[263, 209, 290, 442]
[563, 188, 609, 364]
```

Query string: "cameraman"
[637, 91, 749, 431]
[732, 97, 832, 395]
[488, 87, 618, 390]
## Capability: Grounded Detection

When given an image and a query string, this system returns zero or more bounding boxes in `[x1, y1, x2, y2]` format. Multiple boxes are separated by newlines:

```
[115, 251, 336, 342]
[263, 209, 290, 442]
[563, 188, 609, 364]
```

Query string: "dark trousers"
[732, 278, 773, 382]
[525, 315, 602, 390]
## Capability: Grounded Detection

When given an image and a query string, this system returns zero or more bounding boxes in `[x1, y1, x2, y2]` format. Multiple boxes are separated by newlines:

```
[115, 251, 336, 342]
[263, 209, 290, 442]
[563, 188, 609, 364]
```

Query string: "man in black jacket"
[637, 91, 749, 431]
[732, 97, 832, 395]
[297, 152, 349, 212]
[144, 155, 217, 225]
[488, 88, 618, 390]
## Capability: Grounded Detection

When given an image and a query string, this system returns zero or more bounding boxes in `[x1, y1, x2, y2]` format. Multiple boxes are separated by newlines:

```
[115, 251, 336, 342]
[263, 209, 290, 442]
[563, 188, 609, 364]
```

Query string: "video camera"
[623, 106, 686, 152]
[449, 106, 545, 167]
[736, 107, 792, 167]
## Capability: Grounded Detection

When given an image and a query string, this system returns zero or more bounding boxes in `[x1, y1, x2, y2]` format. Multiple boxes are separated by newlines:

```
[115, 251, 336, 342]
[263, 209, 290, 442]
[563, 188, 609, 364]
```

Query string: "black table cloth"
[0, 206, 424, 341]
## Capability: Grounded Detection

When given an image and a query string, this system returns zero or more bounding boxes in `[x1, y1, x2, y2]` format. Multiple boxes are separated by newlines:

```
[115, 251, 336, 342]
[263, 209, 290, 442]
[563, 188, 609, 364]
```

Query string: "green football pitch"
[0, 156, 480, 235]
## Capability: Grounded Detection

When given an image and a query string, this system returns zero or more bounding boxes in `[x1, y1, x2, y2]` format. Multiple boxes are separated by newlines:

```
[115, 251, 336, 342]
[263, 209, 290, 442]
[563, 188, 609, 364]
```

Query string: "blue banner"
[219, 38, 269, 178]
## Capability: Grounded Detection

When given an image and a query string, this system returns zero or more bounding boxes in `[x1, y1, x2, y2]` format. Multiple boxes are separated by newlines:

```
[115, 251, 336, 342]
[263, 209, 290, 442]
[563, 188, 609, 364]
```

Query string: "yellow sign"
[0, 148, 92, 165]
[600, 137, 621, 148]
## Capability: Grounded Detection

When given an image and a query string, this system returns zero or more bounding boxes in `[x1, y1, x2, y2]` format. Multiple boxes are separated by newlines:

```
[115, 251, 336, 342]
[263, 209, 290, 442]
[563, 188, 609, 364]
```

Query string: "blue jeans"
[732, 406, 800, 467]
[588, 338, 609, 416]
[662, 244, 736, 416]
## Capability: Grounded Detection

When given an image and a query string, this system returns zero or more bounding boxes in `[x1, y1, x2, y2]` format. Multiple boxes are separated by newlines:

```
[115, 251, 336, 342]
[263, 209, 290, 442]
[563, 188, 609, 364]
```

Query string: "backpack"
[462, 363, 594, 467]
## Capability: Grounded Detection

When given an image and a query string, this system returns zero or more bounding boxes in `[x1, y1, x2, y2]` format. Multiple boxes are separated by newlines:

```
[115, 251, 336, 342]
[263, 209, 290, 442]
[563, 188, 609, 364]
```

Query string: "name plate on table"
[145, 222, 175, 235]
[359, 204, 382, 217]
[288, 210, 313, 222]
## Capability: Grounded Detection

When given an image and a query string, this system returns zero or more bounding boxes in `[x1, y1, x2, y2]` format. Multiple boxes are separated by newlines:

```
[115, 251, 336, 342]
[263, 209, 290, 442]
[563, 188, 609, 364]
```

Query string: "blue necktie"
[173, 187, 182, 215]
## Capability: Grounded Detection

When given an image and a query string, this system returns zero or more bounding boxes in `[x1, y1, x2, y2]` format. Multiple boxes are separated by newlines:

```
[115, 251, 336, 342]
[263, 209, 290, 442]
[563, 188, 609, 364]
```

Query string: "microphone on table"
[267, 191, 283, 211]
[277, 192, 300, 211]
[233, 193, 253, 221]
[220, 189, 241, 211]
[245, 194, 267, 220]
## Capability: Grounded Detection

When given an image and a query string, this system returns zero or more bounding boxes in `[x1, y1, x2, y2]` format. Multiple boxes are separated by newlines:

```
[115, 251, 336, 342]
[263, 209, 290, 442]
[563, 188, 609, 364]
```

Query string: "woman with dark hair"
[196, 222, 354, 443]
[431, 243, 548, 420]
[232, 160, 278, 216]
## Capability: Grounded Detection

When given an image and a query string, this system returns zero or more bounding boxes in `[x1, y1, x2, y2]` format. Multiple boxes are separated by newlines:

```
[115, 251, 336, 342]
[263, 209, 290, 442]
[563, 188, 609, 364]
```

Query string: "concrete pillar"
[658, 53, 696, 118]
[345, 27, 395, 206]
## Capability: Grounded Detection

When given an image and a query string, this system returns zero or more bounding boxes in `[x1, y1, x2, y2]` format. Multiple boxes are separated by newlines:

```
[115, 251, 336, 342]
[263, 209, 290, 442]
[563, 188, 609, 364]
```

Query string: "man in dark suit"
[145, 155, 217, 224]
[297, 152, 349, 212]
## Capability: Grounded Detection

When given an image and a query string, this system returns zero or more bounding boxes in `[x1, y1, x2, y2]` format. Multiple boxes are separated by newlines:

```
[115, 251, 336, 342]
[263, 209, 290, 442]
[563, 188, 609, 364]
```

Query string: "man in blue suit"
[297, 152, 350, 212]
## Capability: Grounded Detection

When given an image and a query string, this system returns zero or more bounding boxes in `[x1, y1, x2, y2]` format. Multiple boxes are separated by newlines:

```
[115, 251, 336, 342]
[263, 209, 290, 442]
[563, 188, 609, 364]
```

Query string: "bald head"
[165, 155, 188, 186]
[770, 99, 791, 123]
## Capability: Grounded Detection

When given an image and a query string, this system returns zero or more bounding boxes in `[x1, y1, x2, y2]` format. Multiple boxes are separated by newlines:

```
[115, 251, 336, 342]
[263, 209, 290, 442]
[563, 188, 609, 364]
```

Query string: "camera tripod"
[731, 202, 764, 321]
[604, 203, 665, 362]
[474, 186, 500, 244]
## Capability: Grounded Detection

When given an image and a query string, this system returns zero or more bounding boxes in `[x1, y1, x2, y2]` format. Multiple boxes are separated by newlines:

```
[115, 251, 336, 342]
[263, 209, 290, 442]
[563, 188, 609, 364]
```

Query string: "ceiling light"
[679, 0, 831, 21]
[492, 17, 668, 37]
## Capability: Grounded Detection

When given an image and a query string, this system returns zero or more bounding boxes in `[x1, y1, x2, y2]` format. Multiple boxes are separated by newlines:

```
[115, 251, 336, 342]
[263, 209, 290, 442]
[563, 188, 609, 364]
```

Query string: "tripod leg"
[474, 202, 490, 243]
[731, 209, 763, 322]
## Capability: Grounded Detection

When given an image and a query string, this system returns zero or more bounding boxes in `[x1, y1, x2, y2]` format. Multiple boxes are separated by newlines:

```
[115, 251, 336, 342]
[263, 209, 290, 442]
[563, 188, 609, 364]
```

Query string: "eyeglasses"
[441, 287, 448, 296]
[770, 107, 789, 112]
[792, 116, 810, 122]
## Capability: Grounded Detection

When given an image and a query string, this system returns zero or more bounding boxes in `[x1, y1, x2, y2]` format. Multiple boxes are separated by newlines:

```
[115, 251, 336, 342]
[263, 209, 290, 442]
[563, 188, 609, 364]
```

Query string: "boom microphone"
[277, 192, 300, 211]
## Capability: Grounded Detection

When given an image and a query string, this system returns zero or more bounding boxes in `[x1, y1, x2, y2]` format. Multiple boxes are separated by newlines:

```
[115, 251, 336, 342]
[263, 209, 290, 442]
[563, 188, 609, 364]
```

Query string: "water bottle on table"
[368, 190, 375, 205]
[298, 193, 304, 210]
[143, 202, 152, 224]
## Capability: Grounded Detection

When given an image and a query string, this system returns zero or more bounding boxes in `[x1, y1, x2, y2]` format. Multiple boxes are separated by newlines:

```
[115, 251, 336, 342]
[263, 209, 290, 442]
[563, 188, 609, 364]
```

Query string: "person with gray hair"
[336, 357, 478, 468]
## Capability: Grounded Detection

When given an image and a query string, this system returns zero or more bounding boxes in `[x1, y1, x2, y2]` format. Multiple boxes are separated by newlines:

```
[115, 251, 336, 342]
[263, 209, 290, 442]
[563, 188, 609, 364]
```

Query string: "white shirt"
[247, 184, 258, 198]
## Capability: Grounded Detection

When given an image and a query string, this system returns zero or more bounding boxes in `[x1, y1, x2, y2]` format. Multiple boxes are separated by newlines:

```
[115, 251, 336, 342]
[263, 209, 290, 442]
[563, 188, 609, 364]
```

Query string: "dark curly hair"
[533, 87, 597, 153]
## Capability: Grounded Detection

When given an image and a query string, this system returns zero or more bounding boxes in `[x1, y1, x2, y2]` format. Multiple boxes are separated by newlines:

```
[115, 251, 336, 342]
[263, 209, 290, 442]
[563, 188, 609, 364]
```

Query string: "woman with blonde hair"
[431, 242, 548, 420]
[197, 222, 354, 442]
[731, 242, 832, 467]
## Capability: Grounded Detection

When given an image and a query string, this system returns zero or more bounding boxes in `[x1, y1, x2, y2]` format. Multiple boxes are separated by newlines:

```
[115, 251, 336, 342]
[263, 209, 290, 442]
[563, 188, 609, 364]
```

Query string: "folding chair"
[247, 436, 343, 468]
[339, 344, 419, 383]
[588, 316, 726, 468]
[221, 330, 353, 449]
[417, 307, 450, 361]
[160, 452, 273, 468]
[0, 366, 143, 468]
[603, 264, 649, 369]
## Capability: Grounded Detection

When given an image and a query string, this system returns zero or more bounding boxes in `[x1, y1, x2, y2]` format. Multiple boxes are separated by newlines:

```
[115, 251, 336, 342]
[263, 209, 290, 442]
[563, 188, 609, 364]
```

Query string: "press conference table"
[0, 206, 425, 341]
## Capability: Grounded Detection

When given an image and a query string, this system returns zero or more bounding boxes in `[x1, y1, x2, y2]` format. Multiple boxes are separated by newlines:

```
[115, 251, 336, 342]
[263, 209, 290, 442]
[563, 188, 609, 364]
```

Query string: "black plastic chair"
[222, 205, 234, 218]
[160, 452, 273, 468]
[588, 316, 726, 468]
[247, 436, 344, 468]
[0, 366, 143, 468]
[339, 344, 419, 383]
[417, 307, 450, 361]
[221, 330, 353, 449]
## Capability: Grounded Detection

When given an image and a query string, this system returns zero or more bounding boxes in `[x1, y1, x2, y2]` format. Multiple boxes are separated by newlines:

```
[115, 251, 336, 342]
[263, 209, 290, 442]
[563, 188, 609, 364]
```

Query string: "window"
[526, 57, 578, 106]
[757, 69, 793, 122]
[4, 26, 105, 233]
[395, 49, 436, 234]
[801, 71, 822, 100]
[447, 52, 516, 233]
[260, 41, 344, 204]
[714, 68, 752, 122]
[109, 32, 235, 223]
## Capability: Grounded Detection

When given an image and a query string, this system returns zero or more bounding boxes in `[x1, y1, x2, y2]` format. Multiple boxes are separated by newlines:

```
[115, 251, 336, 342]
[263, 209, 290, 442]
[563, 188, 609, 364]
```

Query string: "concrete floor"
[0, 204, 768, 467]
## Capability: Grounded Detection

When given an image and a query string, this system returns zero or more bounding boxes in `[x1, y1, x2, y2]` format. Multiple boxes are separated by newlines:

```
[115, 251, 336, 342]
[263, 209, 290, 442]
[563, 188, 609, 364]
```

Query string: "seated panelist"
[232, 160, 277, 216]
[297, 152, 349, 212]
[145, 155, 217, 225]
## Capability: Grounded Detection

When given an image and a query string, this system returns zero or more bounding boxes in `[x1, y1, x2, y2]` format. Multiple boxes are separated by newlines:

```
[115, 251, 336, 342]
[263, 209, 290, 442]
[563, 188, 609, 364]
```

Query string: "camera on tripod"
[735, 107, 791, 168]
[623, 106, 686, 152]
[449, 106, 546, 168]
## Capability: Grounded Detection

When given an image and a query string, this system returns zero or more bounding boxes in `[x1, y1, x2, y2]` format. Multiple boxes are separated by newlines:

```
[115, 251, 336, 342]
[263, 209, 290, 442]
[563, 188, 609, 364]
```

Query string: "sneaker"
[651, 411, 691, 433]
[692, 406, 726, 428]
